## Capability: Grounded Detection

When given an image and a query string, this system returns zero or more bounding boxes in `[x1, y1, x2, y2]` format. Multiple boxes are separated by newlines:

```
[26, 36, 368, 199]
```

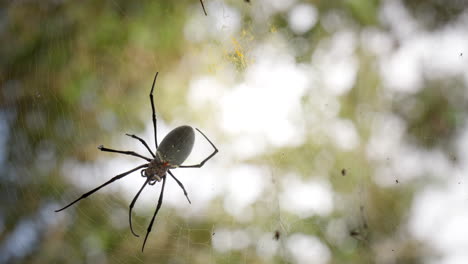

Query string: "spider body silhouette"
[55, 72, 218, 252]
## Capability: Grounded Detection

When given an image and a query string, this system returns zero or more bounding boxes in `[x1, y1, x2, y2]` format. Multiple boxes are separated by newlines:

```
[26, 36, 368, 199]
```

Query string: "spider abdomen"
[156, 125, 195, 166]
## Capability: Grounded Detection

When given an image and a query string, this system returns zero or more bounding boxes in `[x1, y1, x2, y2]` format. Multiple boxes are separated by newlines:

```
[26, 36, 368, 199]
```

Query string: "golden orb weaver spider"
[55, 72, 218, 252]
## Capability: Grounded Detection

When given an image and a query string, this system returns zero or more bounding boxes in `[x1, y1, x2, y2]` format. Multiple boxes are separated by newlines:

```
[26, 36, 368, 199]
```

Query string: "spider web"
[2, 0, 468, 263]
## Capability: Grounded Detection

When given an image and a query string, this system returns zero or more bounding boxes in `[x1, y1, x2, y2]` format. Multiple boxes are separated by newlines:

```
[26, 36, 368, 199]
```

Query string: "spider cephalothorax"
[143, 159, 172, 183]
[55, 72, 218, 252]
[140, 160, 166, 183]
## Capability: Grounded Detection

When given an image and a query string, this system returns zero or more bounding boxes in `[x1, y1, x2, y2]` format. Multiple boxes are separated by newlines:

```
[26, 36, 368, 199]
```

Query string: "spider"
[55, 72, 218, 252]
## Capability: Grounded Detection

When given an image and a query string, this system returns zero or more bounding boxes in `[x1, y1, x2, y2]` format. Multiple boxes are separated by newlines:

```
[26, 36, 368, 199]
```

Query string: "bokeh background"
[1, 0, 468, 263]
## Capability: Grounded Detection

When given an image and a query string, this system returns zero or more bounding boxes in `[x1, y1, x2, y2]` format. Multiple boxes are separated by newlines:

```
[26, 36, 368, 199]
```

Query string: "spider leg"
[55, 164, 148, 212]
[125, 134, 155, 158]
[168, 170, 191, 204]
[178, 128, 218, 168]
[129, 179, 150, 237]
[98, 145, 152, 162]
[199, 0, 207, 16]
[142, 175, 166, 252]
[150, 72, 159, 149]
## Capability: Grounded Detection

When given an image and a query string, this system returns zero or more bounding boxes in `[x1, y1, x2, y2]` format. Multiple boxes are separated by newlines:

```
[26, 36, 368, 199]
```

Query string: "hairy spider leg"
[178, 128, 218, 168]
[98, 145, 152, 161]
[199, 0, 207, 16]
[150, 72, 159, 149]
[129, 178, 150, 237]
[168, 170, 191, 204]
[55, 164, 148, 212]
[142, 175, 166, 252]
[125, 133, 155, 158]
